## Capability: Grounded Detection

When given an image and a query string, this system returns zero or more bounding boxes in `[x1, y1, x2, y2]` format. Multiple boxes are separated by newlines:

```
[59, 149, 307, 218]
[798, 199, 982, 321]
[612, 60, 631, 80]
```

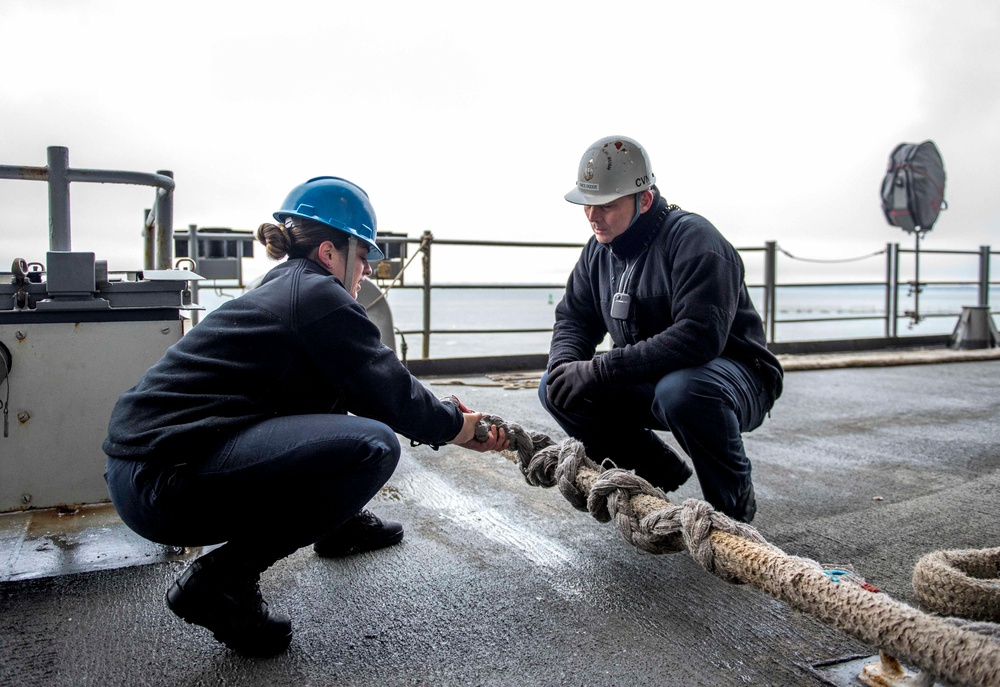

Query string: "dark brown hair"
[255, 218, 349, 261]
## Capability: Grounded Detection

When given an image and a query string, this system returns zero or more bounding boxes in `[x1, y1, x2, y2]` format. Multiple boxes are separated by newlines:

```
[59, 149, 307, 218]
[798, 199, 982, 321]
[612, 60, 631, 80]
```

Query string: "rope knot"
[634, 499, 769, 582]
[589, 468, 671, 536]
[554, 440, 600, 510]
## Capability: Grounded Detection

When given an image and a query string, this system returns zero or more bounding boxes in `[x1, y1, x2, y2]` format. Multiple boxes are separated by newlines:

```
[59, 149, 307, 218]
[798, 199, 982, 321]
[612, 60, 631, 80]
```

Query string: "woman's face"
[346, 243, 373, 299]
[320, 239, 372, 299]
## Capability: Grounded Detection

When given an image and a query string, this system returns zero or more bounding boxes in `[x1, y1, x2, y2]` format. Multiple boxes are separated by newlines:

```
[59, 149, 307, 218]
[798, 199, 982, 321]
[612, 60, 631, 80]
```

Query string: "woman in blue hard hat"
[103, 176, 508, 657]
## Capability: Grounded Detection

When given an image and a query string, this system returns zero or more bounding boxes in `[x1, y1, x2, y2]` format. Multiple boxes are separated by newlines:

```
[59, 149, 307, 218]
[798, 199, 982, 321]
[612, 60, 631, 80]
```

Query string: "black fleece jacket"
[104, 258, 462, 461]
[549, 196, 783, 400]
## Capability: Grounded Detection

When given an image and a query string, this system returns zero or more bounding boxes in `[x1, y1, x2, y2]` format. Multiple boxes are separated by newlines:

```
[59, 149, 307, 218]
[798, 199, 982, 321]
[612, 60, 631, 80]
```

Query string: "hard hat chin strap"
[344, 235, 359, 297]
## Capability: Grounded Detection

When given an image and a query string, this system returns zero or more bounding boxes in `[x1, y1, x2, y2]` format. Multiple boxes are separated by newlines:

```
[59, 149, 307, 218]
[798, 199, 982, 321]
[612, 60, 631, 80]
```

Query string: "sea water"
[383, 284, 1000, 359]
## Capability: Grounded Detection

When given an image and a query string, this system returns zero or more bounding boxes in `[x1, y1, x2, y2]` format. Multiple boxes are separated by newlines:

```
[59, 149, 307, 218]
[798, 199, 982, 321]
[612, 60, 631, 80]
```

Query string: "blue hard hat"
[273, 176, 384, 261]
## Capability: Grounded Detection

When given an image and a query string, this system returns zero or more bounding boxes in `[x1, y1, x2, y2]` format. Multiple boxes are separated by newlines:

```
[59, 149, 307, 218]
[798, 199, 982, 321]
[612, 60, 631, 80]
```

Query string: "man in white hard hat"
[539, 136, 783, 523]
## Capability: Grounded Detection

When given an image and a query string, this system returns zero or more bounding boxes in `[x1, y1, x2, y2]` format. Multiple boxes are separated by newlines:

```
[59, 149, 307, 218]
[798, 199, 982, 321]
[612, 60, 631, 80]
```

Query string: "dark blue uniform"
[540, 195, 783, 518]
[105, 258, 461, 565]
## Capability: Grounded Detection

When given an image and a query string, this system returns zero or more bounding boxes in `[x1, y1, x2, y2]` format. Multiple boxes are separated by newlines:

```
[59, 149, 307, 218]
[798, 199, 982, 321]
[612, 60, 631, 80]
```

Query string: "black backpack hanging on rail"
[880, 140, 947, 233]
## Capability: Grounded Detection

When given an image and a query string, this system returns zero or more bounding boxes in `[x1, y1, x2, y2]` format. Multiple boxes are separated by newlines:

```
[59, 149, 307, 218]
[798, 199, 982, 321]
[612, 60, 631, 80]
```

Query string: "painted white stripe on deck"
[399, 464, 575, 569]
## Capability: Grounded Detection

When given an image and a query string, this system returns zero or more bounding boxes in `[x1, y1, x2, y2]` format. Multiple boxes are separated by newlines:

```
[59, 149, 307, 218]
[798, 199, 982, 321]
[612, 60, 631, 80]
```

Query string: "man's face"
[583, 194, 636, 244]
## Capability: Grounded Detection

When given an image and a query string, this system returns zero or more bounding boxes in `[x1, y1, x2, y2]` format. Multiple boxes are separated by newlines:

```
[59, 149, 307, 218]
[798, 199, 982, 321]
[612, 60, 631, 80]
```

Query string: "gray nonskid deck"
[1, 359, 998, 686]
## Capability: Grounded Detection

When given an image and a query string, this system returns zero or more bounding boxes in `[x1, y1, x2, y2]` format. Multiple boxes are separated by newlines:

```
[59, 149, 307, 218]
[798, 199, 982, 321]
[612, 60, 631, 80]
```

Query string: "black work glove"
[546, 360, 601, 409]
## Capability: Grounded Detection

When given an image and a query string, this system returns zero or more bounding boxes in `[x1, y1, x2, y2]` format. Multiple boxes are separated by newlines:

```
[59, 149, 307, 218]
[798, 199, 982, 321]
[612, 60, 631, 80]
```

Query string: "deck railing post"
[46, 146, 72, 252]
[892, 242, 900, 338]
[764, 241, 777, 343]
[910, 231, 922, 324]
[421, 230, 433, 359]
[979, 245, 990, 307]
[188, 224, 201, 325]
[142, 209, 155, 270]
[154, 170, 174, 270]
[884, 243, 894, 338]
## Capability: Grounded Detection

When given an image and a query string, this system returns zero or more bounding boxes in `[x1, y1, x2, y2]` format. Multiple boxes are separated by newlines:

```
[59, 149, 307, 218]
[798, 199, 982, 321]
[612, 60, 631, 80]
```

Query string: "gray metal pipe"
[67, 167, 175, 191]
[0, 162, 176, 193]
[978, 246, 990, 307]
[47, 147, 72, 251]
[143, 209, 155, 270]
[884, 243, 894, 338]
[892, 242, 901, 338]
[421, 231, 433, 359]
[188, 224, 200, 325]
[0, 164, 48, 181]
[155, 170, 174, 270]
[764, 241, 776, 343]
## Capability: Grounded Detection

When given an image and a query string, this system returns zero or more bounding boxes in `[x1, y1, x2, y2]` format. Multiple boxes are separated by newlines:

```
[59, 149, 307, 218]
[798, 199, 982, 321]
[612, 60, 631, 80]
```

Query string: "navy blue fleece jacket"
[549, 196, 783, 400]
[104, 258, 462, 460]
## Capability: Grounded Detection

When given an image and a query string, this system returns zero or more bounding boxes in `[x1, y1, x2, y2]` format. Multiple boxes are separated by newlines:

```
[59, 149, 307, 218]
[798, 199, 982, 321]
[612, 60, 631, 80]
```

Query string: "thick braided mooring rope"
[478, 415, 1000, 687]
[913, 547, 1000, 629]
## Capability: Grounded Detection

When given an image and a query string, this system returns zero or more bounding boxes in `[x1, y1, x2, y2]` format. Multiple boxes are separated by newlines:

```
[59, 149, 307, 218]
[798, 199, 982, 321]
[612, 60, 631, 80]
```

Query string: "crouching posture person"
[540, 136, 783, 523]
[104, 176, 507, 656]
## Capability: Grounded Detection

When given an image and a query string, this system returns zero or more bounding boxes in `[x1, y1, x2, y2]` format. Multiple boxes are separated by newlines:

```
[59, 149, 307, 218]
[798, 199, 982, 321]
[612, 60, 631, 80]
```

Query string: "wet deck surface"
[1, 356, 998, 686]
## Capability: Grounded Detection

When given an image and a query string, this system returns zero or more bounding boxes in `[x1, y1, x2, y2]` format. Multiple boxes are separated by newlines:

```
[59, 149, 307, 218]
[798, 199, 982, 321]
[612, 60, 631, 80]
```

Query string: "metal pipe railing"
[0, 146, 175, 267]
[375, 234, 997, 358]
[4, 150, 994, 357]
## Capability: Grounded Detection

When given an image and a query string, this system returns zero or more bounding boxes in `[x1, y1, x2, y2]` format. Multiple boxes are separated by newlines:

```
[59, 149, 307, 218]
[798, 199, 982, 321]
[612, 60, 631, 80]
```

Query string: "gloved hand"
[546, 360, 600, 409]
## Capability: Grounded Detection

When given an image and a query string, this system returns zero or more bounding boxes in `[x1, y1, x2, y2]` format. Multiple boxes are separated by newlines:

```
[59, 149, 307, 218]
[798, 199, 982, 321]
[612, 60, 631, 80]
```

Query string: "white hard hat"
[565, 136, 656, 205]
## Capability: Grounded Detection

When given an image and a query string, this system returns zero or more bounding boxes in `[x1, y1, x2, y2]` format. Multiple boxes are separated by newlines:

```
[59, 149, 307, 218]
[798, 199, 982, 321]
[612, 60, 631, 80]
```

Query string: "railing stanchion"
[154, 170, 174, 270]
[421, 230, 433, 359]
[47, 146, 72, 252]
[764, 241, 777, 343]
[143, 208, 155, 270]
[892, 242, 900, 338]
[884, 243, 893, 338]
[188, 224, 200, 326]
[979, 245, 990, 307]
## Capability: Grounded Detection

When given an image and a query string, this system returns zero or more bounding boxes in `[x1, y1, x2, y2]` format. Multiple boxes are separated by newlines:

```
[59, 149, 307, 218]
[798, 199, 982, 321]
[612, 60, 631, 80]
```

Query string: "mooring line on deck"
[474, 414, 1000, 687]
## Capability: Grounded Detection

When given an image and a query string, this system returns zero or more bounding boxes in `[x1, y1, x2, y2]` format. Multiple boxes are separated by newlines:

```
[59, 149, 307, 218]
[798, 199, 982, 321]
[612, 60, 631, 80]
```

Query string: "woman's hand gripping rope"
[449, 397, 510, 453]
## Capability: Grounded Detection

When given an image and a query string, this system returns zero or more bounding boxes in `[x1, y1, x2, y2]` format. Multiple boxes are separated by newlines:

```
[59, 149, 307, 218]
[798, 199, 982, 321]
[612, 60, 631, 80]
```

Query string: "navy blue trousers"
[106, 414, 400, 571]
[537, 357, 772, 514]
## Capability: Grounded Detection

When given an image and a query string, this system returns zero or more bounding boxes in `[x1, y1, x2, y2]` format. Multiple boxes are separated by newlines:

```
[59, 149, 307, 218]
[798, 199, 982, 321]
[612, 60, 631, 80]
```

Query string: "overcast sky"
[2, 0, 997, 286]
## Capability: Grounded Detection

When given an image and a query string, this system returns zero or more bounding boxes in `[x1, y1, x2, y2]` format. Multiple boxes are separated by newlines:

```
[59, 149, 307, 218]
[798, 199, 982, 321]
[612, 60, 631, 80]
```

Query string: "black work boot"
[729, 480, 757, 524]
[634, 443, 694, 494]
[313, 509, 404, 558]
[165, 554, 292, 656]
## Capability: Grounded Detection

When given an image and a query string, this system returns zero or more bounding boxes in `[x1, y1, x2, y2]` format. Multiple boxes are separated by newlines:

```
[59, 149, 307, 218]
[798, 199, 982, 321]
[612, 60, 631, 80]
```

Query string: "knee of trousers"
[369, 424, 402, 471]
[536, 371, 552, 411]
[652, 368, 728, 425]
